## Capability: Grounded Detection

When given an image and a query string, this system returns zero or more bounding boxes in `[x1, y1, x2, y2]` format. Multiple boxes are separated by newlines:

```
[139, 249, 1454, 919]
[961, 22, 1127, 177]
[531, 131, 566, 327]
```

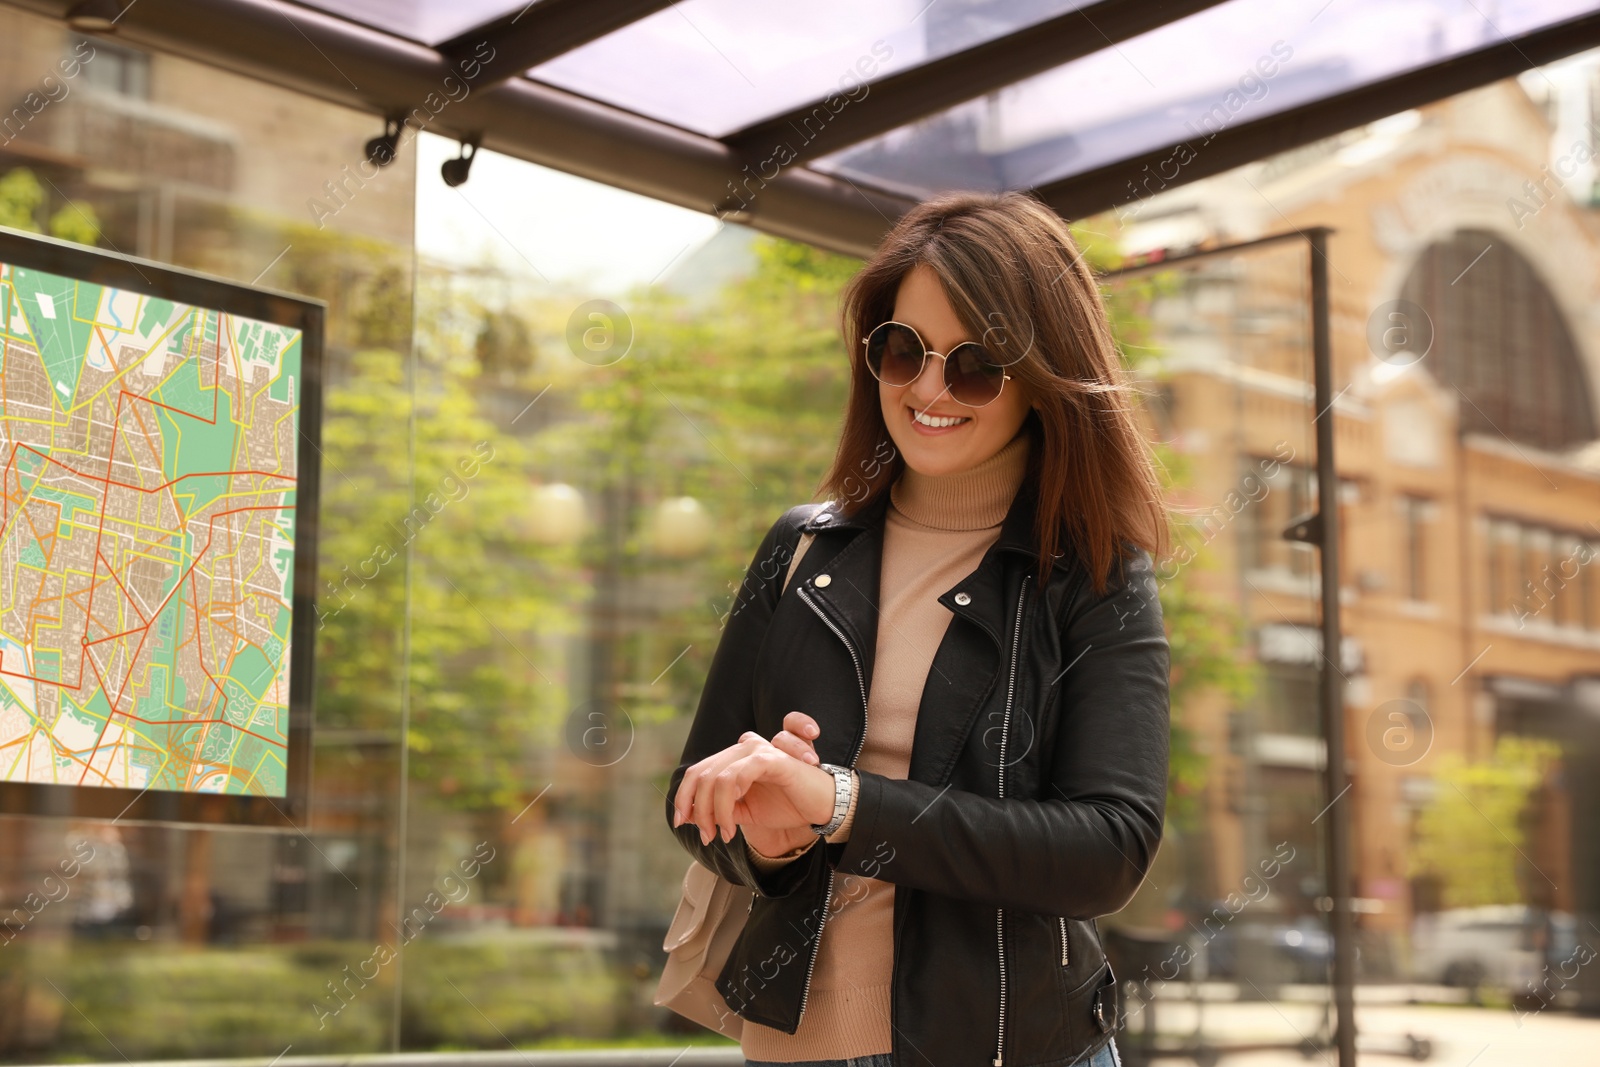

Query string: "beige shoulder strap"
[780, 532, 816, 596]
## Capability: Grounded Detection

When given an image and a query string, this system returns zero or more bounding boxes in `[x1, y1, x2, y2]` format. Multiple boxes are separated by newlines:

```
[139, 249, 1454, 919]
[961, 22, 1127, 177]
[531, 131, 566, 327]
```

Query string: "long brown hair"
[819, 190, 1169, 595]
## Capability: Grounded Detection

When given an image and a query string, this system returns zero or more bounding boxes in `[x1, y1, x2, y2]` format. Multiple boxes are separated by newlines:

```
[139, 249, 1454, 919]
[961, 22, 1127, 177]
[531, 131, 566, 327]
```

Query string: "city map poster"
[0, 229, 320, 826]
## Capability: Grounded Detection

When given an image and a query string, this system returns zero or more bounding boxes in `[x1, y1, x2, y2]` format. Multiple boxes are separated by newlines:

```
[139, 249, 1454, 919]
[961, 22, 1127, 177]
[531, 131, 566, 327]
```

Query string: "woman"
[667, 190, 1170, 1067]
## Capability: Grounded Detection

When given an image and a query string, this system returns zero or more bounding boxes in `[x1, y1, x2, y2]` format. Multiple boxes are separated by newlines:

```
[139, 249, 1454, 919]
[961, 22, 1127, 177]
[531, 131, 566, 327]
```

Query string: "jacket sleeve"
[832, 547, 1170, 918]
[664, 503, 823, 899]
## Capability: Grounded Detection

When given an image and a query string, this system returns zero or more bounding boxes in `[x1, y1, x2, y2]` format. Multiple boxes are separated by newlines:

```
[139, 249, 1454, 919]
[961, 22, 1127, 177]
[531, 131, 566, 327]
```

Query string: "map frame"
[0, 225, 322, 829]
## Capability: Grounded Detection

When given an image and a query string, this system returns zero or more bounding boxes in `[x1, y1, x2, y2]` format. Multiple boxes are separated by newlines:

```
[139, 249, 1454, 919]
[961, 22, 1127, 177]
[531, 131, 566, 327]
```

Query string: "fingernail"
[806, 725, 819, 738]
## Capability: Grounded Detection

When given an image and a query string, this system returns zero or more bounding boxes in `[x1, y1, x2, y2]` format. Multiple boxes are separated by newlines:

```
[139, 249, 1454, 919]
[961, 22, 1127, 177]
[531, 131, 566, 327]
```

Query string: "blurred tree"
[1411, 735, 1561, 909]
[475, 308, 538, 384]
[0, 167, 101, 244]
[312, 272, 586, 812]
[47, 199, 101, 246]
[0, 168, 44, 230]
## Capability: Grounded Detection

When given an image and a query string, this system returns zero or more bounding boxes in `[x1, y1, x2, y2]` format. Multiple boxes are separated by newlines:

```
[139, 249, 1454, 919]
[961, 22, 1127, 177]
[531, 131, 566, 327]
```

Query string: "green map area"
[0, 263, 300, 796]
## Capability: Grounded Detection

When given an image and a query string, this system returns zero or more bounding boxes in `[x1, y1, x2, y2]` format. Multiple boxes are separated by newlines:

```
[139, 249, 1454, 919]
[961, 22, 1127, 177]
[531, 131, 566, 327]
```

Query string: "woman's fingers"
[783, 710, 821, 742]
[774, 711, 821, 764]
[678, 739, 755, 843]
[709, 755, 758, 843]
[770, 729, 819, 765]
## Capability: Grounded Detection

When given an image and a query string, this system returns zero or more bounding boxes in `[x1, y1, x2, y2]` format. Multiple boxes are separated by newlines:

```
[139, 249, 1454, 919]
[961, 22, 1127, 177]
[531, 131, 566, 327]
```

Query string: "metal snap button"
[814, 512, 831, 524]
[953, 591, 971, 605]
[815, 574, 832, 587]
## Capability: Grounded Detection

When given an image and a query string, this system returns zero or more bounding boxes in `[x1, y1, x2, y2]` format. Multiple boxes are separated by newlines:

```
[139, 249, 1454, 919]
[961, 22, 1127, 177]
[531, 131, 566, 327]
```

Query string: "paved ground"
[1120, 995, 1598, 1065]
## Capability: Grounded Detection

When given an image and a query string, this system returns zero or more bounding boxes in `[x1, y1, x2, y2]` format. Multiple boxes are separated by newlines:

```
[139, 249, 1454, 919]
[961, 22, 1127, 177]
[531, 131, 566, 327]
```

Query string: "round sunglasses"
[861, 320, 1012, 408]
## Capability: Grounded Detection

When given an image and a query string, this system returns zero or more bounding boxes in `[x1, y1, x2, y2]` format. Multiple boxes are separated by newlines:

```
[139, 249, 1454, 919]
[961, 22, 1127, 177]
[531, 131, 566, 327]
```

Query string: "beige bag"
[654, 532, 816, 1035]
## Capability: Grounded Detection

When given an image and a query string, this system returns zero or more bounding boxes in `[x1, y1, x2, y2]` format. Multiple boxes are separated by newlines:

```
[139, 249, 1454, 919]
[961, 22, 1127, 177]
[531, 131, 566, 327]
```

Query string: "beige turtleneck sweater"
[739, 429, 1032, 1062]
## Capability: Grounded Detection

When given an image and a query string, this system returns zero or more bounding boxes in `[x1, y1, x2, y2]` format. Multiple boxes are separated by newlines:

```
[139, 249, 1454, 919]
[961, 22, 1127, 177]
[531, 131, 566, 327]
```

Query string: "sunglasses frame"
[860, 320, 1013, 409]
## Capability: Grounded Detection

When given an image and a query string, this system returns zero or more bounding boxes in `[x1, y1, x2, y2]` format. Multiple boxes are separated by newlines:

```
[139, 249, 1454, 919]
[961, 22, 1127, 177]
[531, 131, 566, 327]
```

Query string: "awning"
[13, 0, 1599, 256]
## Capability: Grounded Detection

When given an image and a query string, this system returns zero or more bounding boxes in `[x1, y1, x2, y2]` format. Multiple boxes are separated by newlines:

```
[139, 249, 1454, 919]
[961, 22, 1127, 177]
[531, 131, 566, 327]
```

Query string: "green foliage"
[0, 167, 100, 245]
[47, 200, 100, 246]
[0, 168, 44, 231]
[1410, 735, 1562, 908]
[311, 282, 587, 810]
[9, 938, 622, 1059]
[398, 938, 616, 1045]
[750, 234, 863, 294]
[1159, 561, 1255, 825]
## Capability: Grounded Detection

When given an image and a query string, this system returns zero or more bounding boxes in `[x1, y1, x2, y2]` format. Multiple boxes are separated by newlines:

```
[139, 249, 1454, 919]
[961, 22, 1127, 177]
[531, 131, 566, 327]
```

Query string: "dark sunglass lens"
[867, 323, 924, 385]
[946, 343, 1005, 405]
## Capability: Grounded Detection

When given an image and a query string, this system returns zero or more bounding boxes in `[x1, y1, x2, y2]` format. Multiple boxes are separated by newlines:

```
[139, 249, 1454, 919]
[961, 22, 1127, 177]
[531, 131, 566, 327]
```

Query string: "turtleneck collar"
[889, 430, 1031, 531]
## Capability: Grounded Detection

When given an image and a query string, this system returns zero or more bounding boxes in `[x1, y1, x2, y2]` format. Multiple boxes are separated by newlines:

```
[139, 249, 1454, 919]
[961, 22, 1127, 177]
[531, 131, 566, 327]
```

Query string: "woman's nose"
[908, 352, 949, 406]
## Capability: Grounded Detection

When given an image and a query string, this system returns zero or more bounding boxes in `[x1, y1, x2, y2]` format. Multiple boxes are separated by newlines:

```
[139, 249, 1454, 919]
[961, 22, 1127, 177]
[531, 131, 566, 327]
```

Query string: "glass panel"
[815, 0, 1595, 197]
[1088, 43, 1600, 1065]
[0, 8, 416, 1057]
[388, 131, 863, 1049]
[286, 0, 532, 46]
[1097, 238, 1338, 1061]
[529, 0, 1092, 138]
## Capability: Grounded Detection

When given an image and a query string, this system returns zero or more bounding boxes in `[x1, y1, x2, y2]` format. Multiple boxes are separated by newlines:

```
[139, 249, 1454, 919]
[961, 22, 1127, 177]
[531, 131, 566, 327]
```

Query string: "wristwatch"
[811, 762, 854, 836]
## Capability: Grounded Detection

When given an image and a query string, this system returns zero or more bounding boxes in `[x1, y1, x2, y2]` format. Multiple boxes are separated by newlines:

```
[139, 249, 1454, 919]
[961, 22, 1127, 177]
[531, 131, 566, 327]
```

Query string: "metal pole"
[1308, 227, 1356, 1067]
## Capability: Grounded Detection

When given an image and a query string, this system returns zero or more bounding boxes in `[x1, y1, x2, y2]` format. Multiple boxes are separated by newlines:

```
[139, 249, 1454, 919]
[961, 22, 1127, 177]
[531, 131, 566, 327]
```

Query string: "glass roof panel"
[812, 0, 1592, 198]
[287, 0, 532, 46]
[528, 0, 1093, 138]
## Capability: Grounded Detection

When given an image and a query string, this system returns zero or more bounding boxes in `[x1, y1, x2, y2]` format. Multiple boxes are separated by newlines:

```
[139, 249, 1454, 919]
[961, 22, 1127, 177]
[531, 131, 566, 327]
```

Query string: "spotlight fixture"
[365, 117, 403, 168]
[712, 197, 753, 225]
[441, 138, 480, 188]
[65, 0, 123, 31]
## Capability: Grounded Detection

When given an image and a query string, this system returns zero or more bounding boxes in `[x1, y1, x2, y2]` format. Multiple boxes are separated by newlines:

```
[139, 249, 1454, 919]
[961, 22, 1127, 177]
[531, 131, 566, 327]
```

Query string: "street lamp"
[649, 496, 712, 559]
[527, 482, 585, 546]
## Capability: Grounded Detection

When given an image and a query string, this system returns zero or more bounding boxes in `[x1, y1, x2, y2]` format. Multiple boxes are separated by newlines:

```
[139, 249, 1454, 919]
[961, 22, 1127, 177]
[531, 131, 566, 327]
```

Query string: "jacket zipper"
[794, 584, 870, 1028]
[993, 576, 1029, 1067]
[1059, 917, 1070, 966]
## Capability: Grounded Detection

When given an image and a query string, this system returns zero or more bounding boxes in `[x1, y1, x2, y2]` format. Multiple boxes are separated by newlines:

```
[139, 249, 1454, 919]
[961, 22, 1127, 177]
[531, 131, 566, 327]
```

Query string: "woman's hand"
[671, 712, 833, 850]
[745, 712, 825, 855]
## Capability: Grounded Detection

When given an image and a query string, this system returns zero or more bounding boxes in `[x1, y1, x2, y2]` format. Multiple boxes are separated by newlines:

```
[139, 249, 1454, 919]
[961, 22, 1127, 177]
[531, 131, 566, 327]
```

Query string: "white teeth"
[913, 409, 970, 428]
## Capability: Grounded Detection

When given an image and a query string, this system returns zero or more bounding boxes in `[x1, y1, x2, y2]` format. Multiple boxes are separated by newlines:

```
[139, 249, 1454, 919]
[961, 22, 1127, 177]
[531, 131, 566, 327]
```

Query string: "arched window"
[1399, 230, 1596, 451]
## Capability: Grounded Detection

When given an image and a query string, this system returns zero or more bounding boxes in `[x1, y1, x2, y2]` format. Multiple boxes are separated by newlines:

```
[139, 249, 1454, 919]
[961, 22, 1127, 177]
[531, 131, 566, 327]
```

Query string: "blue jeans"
[746, 1038, 1121, 1067]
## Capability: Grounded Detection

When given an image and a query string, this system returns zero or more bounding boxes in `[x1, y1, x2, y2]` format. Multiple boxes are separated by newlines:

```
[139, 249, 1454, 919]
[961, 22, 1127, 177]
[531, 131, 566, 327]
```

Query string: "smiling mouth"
[908, 404, 971, 429]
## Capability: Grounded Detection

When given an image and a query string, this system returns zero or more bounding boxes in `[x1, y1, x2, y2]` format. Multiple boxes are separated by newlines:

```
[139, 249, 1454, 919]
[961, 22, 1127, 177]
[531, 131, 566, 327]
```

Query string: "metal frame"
[0, 223, 323, 831]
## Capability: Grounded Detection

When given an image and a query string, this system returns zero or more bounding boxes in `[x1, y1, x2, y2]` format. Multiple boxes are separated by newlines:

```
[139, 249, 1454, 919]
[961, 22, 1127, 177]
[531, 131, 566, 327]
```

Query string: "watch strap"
[811, 762, 853, 836]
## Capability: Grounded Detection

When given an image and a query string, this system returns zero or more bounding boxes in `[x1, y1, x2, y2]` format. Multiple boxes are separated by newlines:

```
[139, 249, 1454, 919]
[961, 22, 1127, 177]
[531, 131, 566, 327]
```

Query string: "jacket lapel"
[908, 554, 1010, 786]
[792, 493, 887, 764]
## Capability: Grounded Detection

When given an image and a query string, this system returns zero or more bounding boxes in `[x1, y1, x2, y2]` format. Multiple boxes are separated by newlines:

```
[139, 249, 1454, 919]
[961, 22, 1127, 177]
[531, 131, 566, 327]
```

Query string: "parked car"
[1410, 904, 1552, 993]
[1197, 909, 1338, 984]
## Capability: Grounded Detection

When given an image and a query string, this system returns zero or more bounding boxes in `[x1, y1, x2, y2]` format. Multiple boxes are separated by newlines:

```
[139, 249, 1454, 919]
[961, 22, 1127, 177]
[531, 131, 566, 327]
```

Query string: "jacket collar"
[792, 470, 1045, 689]
[799, 472, 1041, 561]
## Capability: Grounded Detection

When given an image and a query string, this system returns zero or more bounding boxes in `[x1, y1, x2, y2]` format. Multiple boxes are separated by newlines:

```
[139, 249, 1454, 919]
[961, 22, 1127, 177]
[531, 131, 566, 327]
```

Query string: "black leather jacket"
[665, 481, 1169, 1067]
